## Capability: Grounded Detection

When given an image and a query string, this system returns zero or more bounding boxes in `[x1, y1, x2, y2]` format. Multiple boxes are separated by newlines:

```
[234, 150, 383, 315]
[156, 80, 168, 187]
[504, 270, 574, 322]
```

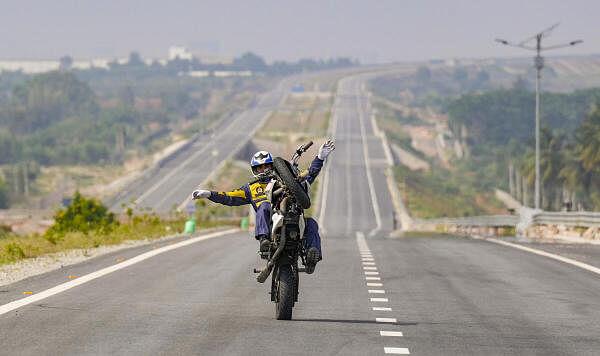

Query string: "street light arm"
[495, 38, 536, 51]
[541, 40, 583, 51]
[516, 23, 559, 46]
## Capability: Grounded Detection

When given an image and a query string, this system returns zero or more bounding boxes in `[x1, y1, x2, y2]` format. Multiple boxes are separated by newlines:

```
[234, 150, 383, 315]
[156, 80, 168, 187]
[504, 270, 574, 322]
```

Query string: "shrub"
[45, 191, 117, 238]
[4, 242, 25, 261]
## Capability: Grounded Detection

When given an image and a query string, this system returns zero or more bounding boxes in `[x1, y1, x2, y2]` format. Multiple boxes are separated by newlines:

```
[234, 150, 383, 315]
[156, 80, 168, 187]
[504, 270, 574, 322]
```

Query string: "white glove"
[192, 189, 211, 199]
[317, 139, 336, 160]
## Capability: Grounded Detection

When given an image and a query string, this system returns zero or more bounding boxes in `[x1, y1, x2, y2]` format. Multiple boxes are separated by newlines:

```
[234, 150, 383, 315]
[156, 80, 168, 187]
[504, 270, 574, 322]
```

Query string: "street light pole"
[534, 34, 543, 211]
[495, 24, 582, 210]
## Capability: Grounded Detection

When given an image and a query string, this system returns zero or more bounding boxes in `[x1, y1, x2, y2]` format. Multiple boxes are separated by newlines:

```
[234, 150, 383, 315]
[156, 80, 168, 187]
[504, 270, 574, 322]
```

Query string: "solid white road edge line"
[384, 347, 410, 354]
[485, 237, 600, 276]
[355, 84, 382, 237]
[0, 228, 239, 316]
[317, 79, 341, 235]
[380, 331, 403, 337]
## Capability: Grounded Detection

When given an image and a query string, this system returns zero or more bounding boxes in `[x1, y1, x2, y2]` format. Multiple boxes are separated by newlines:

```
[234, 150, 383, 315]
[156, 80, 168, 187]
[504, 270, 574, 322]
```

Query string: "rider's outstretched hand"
[192, 189, 211, 200]
[318, 139, 335, 160]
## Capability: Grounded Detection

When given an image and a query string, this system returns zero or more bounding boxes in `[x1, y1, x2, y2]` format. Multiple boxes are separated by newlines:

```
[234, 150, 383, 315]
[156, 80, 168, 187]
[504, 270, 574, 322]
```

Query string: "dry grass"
[257, 95, 332, 139]
[0, 215, 236, 265]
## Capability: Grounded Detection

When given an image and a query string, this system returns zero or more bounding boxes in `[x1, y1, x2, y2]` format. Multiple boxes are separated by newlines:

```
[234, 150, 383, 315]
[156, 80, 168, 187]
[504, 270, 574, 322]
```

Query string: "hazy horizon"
[1, 0, 598, 63]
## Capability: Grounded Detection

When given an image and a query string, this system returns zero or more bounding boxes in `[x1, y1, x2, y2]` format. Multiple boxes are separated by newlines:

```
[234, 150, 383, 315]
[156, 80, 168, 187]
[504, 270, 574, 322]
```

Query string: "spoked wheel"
[275, 264, 295, 320]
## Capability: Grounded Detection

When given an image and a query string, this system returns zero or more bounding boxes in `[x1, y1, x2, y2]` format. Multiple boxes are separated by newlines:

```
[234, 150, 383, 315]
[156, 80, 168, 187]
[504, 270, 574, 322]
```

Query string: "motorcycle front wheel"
[275, 264, 295, 320]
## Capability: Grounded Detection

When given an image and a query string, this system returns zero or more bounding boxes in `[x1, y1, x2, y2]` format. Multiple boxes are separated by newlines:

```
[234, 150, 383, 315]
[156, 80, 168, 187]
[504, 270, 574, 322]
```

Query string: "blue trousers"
[254, 203, 322, 257]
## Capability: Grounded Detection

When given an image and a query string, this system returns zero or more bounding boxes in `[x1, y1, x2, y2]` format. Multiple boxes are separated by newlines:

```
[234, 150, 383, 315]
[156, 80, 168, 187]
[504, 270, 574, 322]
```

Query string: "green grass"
[0, 214, 237, 266]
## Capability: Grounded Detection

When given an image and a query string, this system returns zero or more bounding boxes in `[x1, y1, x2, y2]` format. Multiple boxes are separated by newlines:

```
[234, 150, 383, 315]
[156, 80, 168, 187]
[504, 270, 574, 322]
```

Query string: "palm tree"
[574, 107, 600, 209]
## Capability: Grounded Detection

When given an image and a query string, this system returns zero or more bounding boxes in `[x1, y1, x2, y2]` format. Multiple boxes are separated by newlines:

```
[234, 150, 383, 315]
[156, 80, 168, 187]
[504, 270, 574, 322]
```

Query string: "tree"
[118, 85, 135, 107]
[512, 76, 530, 91]
[576, 106, 600, 174]
[8, 71, 98, 133]
[233, 52, 267, 72]
[573, 106, 600, 208]
[127, 52, 145, 67]
[59, 55, 73, 71]
[452, 67, 469, 85]
[415, 66, 431, 84]
[474, 70, 490, 89]
[0, 177, 8, 208]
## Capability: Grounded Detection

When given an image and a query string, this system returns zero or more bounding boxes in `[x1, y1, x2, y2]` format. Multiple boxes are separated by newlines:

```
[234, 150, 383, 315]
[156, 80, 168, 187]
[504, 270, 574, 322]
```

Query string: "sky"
[0, 0, 598, 63]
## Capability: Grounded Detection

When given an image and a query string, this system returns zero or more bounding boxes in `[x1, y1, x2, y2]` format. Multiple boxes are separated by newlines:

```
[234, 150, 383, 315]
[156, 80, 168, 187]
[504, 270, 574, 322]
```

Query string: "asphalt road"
[1, 71, 600, 355]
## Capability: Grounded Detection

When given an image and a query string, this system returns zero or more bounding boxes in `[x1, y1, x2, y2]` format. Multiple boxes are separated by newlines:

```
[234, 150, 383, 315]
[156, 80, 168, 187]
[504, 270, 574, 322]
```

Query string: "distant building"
[168, 46, 193, 61]
[0, 58, 128, 74]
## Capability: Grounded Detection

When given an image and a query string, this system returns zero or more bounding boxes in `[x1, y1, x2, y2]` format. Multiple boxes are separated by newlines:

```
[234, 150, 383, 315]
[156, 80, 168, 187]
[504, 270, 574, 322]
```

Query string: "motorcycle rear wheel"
[275, 264, 295, 320]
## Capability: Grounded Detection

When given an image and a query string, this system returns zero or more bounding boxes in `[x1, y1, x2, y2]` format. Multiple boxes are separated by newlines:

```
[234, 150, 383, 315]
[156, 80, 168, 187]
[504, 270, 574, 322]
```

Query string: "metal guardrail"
[414, 215, 519, 227]
[533, 211, 600, 227]
[415, 211, 600, 230]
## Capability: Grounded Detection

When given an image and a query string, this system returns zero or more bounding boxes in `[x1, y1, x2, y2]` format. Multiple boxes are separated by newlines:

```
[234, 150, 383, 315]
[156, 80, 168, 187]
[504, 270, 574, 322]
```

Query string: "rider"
[192, 140, 335, 274]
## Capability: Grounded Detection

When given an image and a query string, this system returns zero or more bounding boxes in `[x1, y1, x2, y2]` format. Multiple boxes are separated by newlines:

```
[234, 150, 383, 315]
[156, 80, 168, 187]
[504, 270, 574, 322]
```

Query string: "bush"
[45, 191, 117, 239]
[4, 242, 25, 261]
[0, 178, 8, 208]
[0, 225, 11, 238]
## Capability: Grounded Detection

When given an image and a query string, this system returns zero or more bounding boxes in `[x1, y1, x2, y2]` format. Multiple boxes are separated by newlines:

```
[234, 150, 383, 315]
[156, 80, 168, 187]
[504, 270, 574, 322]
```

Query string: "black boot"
[305, 247, 321, 274]
[258, 235, 271, 259]
[259, 237, 271, 253]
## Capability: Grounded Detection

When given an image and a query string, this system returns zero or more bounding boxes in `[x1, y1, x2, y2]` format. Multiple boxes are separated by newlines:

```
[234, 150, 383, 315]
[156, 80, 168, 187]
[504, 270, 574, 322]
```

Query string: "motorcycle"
[253, 141, 314, 320]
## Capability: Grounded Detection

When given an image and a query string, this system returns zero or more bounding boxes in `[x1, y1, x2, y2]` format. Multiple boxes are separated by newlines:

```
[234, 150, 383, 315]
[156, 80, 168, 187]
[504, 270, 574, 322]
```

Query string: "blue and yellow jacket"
[208, 156, 324, 211]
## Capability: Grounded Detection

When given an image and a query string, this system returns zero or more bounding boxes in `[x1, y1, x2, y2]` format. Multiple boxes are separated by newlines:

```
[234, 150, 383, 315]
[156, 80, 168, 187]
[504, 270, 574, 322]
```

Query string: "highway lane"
[368, 234, 600, 355]
[320, 74, 396, 236]
[109, 77, 293, 214]
[1, 70, 600, 355]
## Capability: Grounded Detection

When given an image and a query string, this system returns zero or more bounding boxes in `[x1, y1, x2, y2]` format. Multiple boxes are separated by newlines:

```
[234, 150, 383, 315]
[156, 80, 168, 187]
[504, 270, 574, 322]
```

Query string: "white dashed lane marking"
[370, 297, 389, 302]
[356, 231, 409, 355]
[384, 347, 410, 354]
[373, 307, 392, 311]
[380, 331, 403, 337]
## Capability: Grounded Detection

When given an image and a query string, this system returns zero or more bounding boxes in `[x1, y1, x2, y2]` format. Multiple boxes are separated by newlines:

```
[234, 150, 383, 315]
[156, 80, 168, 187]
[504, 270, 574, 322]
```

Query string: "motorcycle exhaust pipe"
[256, 226, 287, 283]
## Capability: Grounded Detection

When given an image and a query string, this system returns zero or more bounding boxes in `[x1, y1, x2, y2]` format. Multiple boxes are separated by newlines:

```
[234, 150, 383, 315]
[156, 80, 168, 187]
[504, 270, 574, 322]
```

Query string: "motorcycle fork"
[270, 265, 279, 302]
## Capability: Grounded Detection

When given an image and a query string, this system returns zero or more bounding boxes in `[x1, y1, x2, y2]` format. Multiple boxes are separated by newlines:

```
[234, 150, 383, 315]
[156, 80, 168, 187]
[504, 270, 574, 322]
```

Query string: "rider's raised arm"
[306, 156, 324, 184]
[305, 139, 335, 184]
[207, 186, 250, 206]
